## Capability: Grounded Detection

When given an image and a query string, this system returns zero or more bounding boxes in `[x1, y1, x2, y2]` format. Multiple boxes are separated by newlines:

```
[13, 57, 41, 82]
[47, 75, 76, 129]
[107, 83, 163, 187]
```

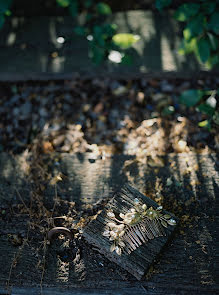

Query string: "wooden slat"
[0, 152, 218, 293]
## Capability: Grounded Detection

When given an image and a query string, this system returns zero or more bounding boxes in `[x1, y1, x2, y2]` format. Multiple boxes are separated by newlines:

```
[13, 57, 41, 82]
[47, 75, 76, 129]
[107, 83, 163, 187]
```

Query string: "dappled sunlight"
[161, 34, 176, 71]
[6, 32, 16, 46]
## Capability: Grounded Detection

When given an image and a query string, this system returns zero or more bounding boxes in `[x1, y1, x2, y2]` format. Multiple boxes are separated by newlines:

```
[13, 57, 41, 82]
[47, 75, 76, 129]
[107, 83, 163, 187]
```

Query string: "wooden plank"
[0, 152, 218, 293]
[83, 184, 177, 280]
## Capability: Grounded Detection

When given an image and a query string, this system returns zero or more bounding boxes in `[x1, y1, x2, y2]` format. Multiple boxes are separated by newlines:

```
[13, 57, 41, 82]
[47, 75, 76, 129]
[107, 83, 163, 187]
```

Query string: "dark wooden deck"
[0, 152, 218, 294]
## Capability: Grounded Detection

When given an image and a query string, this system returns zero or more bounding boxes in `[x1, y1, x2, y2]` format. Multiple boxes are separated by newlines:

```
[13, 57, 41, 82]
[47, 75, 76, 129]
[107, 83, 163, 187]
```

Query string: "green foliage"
[174, 3, 200, 22]
[112, 34, 140, 49]
[196, 37, 211, 63]
[157, 0, 219, 69]
[96, 2, 112, 15]
[155, 0, 172, 11]
[180, 89, 218, 128]
[179, 89, 203, 106]
[177, 1, 219, 68]
[55, 0, 140, 64]
[208, 12, 219, 34]
[0, 0, 12, 29]
[56, 0, 71, 7]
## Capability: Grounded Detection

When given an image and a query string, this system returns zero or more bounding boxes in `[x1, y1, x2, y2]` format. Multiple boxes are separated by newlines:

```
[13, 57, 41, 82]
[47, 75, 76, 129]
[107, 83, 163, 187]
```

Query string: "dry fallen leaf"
[42, 141, 54, 153]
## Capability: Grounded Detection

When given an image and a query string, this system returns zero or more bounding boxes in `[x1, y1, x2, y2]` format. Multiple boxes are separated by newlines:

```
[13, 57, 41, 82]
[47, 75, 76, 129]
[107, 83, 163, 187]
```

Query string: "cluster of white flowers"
[102, 199, 176, 255]
[103, 217, 126, 255]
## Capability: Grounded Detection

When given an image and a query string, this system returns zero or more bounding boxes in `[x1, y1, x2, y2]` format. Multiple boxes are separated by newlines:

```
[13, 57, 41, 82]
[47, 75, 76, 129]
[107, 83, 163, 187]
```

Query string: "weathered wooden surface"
[83, 184, 177, 280]
[0, 152, 218, 294]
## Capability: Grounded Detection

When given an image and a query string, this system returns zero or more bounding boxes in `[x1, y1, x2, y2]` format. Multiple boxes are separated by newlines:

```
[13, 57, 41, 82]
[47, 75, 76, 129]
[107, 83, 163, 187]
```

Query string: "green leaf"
[162, 106, 175, 116]
[178, 38, 197, 55]
[183, 27, 193, 41]
[196, 37, 211, 63]
[208, 12, 219, 34]
[74, 26, 87, 36]
[0, 0, 12, 14]
[186, 14, 205, 37]
[93, 25, 103, 37]
[84, 0, 93, 8]
[69, 1, 78, 18]
[197, 103, 215, 116]
[201, 2, 216, 14]
[213, 111, 219, 125]
[112, 33, 140, 49]
[207, 33, 218, 51]
[179, 89, 203, 107]
[121, 54, 133, 65]
[89, 45, 106, 64]
[155, 0, 172, 11]
[102, 23, 117, 37]
[96, 2, 112, 15]
[5, 9, 11, 16]
[198, 120, 210, 128]
[174, 3, 200, 21]
[56, 0, 70, 7]
[206, 54, 219, 68]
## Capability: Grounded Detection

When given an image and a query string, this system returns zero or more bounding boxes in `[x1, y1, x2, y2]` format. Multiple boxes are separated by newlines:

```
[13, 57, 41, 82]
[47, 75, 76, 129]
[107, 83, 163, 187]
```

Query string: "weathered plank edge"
[0, 70, 218, 82]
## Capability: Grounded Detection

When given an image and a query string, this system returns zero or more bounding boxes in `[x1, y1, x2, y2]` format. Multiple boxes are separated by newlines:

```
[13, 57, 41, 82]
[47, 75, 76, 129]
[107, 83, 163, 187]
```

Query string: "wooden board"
[83, 184, 177, 280]
[0, 152, 218, 294]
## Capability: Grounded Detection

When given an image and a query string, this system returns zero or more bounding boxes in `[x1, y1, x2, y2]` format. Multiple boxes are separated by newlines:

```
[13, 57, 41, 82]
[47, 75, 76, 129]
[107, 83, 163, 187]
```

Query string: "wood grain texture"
[83, 184, 177, 280]
[0, 152, 218, 294]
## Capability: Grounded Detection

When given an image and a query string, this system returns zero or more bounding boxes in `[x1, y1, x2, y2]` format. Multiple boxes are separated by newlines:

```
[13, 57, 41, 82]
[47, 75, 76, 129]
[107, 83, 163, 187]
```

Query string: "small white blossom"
[110, 244, 116, 252]
[118, 240, 125, 247]
[119, 230, 125, 237]
[103, 230, 110, 237]
[108, 222, 116, 229]
[119, 213, 125, 219]
[115, 246, 122, 255]
[107, 211, 115, 218]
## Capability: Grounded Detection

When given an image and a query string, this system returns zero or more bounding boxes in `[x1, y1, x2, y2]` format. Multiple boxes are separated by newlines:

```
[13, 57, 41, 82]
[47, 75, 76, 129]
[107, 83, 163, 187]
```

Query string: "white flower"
[110, 231, 117, 238]
[107, 211, 115, 218]
[110, 244, 116, 252]
[119, 230, 125, 237]
[142, 204, 147, 210]
[103, 230, 110, 237]
[108, 222, 116, 229]
[118, 240, 125, 247]
[119, 213, 125, 219]
[115, 246, 122, 255]
[117, 224, 125, 231]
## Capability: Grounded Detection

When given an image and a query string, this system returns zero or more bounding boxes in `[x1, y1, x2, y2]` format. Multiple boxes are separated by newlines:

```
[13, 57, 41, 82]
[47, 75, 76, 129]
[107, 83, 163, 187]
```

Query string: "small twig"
[15, 188, 32, 217]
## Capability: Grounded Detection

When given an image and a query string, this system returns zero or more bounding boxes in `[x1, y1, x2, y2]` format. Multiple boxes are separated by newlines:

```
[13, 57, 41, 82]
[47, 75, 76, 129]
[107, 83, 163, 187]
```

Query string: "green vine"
[156, 0, 219, 68]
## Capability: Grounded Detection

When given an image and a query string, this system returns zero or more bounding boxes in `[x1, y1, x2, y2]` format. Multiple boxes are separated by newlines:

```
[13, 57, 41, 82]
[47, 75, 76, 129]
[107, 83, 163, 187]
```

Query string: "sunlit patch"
[57, 36, 65, 44]
[87, 35, 93, 41]
[108, 50, 123, 63]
